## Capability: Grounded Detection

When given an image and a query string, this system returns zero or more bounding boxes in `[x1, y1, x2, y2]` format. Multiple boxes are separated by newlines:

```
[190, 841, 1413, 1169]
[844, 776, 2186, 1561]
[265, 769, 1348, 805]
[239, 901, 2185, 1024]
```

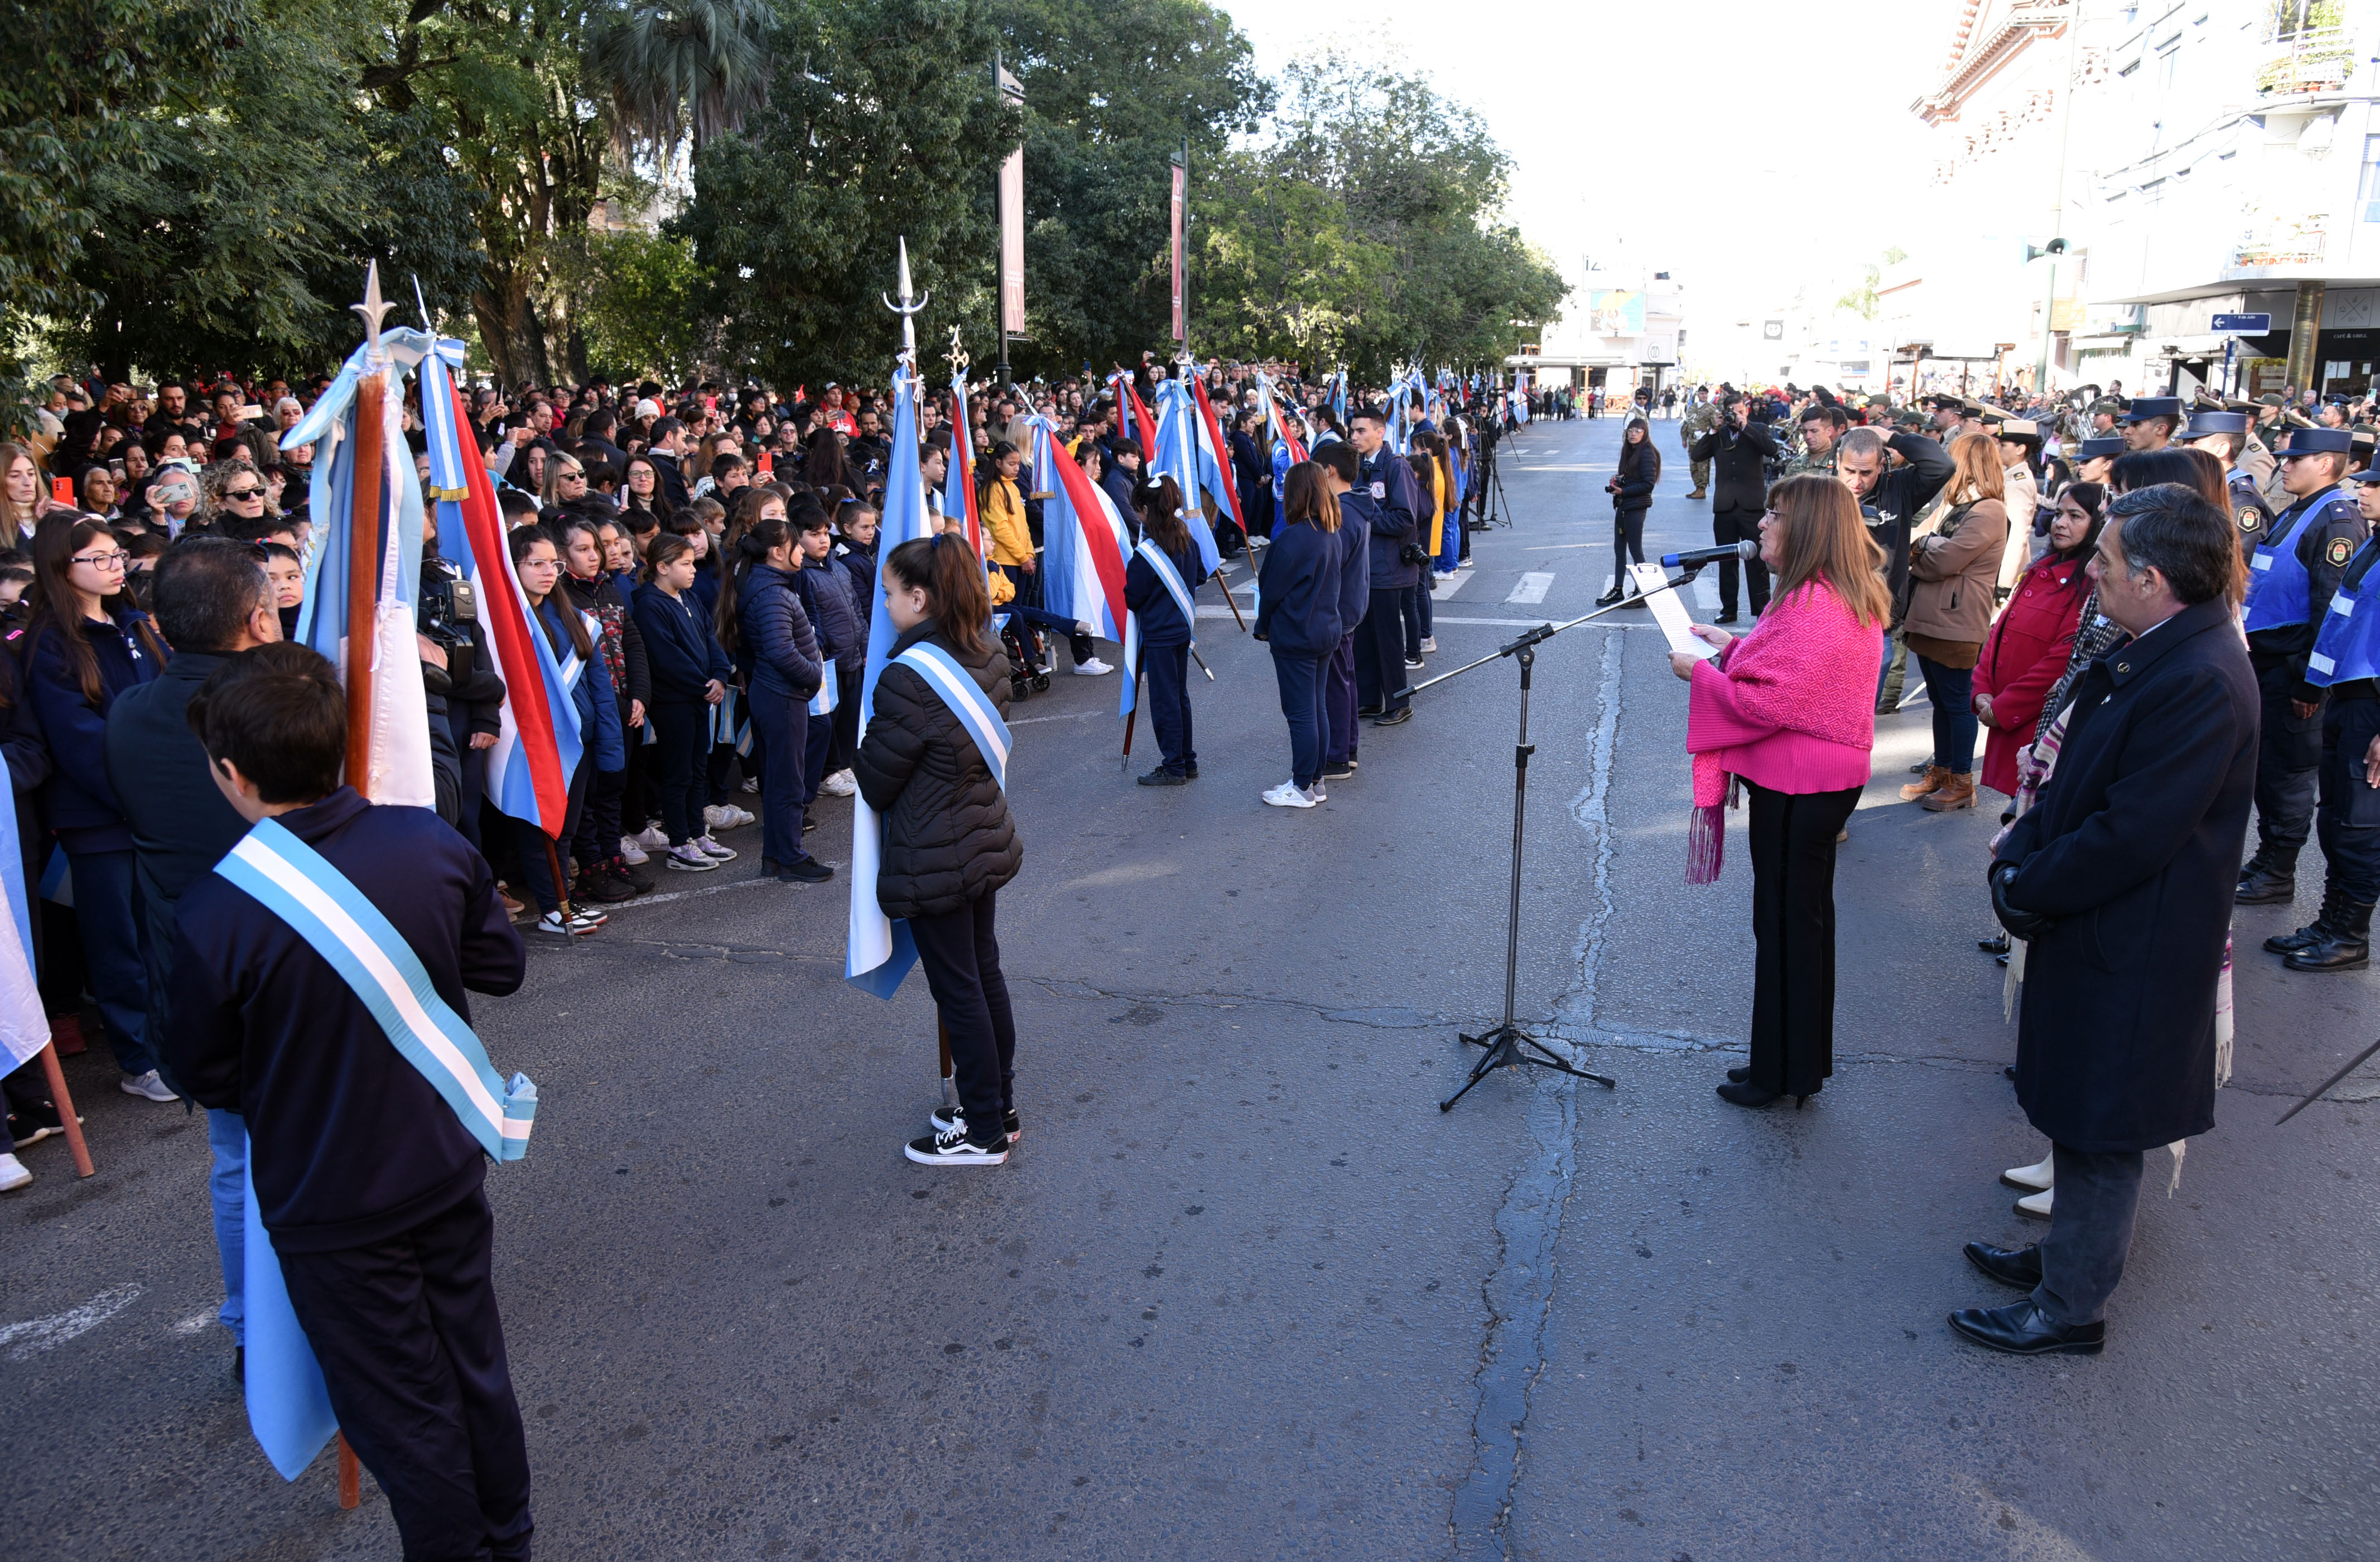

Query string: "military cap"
[2122, 396, 2184, 423]
[2074, 436, 2127, 461]
[2087, 397, 2126, 418]
[2258, 392, 2286, 407]
[2278, 426, 2355, 455]
[1996, 417, 2041, 438]
[2183, 410, 2249, 437]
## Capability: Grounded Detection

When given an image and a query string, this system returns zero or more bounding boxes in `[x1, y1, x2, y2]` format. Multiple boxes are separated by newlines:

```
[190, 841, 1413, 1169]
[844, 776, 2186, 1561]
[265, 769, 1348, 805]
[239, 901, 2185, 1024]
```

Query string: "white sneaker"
[703, 803, 753, 831]
[0, 1151, 29, 1192]
[740, 777, 760, 793]
[618, 835, 650, 866]
[1403, 655, 1424, 669]
[2015, 1186, 2054, 1219]
[1457, 557, 1476, 570]
[903, 1126, 1008, 1166]
[636, 823, 671, 850]
[696, 835, 738, 861]
[820, 769, 857, 798]
[1263, 781, 1317, 809]
[534, 909, 602, 937]
[2001, 1152, 2054, 1193]
[666, 843, 718, 872]
[1074, 657, 1114, 676]
[1419, 637, 1437, 653]
[120, 1069, 179, 1103]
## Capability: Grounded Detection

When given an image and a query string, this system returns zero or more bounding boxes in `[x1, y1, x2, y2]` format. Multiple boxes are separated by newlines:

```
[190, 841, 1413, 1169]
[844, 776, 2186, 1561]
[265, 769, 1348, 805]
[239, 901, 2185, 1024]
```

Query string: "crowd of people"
[1643, 366, 2378, 1359]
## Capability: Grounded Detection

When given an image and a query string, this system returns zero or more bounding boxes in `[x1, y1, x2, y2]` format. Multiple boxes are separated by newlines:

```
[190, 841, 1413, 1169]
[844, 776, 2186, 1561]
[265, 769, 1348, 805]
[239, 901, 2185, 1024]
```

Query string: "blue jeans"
[1916, 654, 1977, 775]
[207, 1109, 245, 1345]
[63, 847, 154, 1077]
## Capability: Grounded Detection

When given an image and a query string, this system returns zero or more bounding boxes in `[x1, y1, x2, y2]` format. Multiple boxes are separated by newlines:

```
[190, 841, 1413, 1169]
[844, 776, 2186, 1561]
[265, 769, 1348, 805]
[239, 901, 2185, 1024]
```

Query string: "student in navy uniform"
[2236, 427, 2372, 906]
[856, 536, 1023, 1166]
[510, 526, 625, 936]
[632, 532, 737, 873]
[1254, 462, 1345, 808]
[1345, 406, 1420, 725]
[1312, 441, 1370, 781]
[791, 504, 861, 828]
[719, 509, 833, 884]
[103, 538, 282, 1368]
[2266, 464, 2380, 970]
[160, 643, 533, 1561]
[1124, 475, 1208, 785]
[2183, 408, 2274, 558]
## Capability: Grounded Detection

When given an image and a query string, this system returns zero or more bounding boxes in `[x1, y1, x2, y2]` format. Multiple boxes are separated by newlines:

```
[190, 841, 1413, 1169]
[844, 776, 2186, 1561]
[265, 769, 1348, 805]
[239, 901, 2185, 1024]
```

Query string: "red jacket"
[1973, 551, 2089, 797]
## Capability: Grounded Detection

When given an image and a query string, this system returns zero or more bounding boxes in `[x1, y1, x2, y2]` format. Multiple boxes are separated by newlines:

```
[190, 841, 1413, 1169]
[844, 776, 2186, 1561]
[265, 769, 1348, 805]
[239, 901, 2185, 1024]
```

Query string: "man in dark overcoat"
[1955, 483, 2258, 1356]
[1687, 392, 1777, 621]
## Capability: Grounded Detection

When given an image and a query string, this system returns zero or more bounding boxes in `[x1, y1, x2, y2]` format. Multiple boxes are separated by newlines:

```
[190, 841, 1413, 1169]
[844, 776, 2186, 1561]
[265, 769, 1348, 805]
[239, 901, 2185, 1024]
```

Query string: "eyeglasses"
[72, 551, 131, 568]
[558, 469, 586, 482]
[222, 486, 264, 500]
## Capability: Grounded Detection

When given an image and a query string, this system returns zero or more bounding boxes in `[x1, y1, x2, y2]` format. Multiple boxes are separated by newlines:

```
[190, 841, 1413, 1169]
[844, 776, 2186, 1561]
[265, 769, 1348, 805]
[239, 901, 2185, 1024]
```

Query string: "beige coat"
[1997, 465, 2039, 591]
[1906, 496, 2010, 647]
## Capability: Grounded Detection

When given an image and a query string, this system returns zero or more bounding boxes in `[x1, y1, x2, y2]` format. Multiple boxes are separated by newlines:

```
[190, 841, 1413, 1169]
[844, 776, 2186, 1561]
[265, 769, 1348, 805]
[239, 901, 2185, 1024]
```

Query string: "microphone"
[1658, 540, 1758, 568]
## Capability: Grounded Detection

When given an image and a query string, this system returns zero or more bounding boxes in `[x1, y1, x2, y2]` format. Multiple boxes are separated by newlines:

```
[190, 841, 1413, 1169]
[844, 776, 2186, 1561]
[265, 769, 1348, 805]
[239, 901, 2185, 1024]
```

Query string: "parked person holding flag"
[161, 643, 535, 1562]
[633, 533, 736, 874]
[1124, 475, 1208, 786]
[856, 535, 1023, 1166]
[509, 527, 624, 935]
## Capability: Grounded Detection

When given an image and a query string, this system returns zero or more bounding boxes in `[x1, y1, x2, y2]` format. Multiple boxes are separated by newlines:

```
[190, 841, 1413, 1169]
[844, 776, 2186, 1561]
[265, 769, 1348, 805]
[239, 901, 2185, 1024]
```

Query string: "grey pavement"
[4, 413, 2376, 1561]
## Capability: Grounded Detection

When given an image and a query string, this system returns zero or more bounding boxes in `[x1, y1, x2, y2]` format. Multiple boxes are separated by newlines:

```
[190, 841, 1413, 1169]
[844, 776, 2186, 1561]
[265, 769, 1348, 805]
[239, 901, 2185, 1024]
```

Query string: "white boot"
[2000, 1150, 2054, 1193]
[2014, 1185, 2053, 1220]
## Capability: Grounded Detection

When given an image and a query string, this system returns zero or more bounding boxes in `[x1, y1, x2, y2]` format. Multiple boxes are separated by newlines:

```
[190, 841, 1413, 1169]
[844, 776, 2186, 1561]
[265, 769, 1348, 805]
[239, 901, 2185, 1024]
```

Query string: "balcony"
[2257, 27, 2355, 96]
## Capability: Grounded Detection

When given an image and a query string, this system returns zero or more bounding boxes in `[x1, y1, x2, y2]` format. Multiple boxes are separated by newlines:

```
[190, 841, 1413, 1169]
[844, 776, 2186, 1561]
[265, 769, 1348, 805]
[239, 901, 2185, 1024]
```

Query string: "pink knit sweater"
[1683, 580, 1879, 881]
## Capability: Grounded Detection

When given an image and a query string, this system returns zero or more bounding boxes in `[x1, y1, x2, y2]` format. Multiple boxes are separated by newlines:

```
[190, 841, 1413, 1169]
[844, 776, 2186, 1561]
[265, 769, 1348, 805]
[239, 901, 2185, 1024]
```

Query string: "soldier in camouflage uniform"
[1779, 402, 1848, 484]
[1680, 392, 1718, 498]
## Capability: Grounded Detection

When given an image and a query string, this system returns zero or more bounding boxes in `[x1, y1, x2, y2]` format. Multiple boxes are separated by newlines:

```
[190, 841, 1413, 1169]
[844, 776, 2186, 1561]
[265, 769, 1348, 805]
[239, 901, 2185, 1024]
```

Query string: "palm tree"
[586, 0, 772, 165]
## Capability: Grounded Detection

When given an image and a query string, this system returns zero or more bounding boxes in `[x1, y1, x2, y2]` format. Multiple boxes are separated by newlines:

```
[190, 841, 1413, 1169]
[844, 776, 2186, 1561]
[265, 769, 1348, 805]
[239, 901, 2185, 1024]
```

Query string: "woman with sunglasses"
[200, 462, 270, 533]
[21, 514, 171, 1101]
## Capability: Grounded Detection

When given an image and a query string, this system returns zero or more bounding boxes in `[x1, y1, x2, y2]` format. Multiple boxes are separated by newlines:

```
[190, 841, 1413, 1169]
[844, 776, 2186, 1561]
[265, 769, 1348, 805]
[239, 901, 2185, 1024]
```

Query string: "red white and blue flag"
[1027, 414, 1136, 717]
[1150, 377, 1225, 573]
[943, 370, 983, 556]
[1109, 369, 1157, 460]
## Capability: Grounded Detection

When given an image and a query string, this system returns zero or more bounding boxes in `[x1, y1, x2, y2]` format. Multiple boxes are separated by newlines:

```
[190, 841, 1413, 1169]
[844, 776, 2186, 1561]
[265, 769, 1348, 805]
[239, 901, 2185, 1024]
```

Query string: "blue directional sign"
[2211, 314, 2273, 334]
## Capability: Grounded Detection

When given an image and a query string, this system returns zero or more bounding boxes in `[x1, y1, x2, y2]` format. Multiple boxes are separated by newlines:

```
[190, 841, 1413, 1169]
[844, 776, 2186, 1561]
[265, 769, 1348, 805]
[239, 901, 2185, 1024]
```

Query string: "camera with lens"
[1399, 540, 1432, 566]
[419, 554, 478, 654]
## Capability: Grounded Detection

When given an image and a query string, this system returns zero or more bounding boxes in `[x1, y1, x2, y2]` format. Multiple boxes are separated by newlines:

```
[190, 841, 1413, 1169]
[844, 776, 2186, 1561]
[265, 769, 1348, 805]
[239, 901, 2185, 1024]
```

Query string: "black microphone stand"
[1405, 566, 1713, 1112]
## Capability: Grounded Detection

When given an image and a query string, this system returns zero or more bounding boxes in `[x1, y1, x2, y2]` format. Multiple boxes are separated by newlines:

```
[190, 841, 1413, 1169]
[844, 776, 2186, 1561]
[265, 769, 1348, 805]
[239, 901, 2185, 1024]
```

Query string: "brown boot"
[1899, 763, 1947, 802]
[1922, 772, 1978, 811]
[1687, 488, 1708, 499]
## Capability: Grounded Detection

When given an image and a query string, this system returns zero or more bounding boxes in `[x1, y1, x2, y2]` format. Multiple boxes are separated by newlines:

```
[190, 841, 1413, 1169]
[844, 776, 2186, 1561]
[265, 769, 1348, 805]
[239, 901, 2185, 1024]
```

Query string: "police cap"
[2278, 426, 2355, 456]
[2075, 436, 2127, 461]
[2122, 396, 2185, 423]
[2183, 410, 2249, 437]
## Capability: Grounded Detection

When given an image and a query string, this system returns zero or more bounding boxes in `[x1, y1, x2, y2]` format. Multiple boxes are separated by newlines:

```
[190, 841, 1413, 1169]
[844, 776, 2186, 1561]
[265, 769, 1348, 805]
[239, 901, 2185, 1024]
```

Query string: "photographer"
[1688, 394, 1777, 621]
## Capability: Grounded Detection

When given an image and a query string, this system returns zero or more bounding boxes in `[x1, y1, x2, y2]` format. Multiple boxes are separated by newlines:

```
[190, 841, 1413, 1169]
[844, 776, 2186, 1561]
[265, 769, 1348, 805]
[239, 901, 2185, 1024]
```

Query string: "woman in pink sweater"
[1670, 474, 1891, 1109]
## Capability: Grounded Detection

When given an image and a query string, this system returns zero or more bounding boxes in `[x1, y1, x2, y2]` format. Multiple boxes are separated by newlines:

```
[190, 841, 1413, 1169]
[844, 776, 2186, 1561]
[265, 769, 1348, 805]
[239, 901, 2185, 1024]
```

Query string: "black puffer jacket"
[855, 619, 1020, 918]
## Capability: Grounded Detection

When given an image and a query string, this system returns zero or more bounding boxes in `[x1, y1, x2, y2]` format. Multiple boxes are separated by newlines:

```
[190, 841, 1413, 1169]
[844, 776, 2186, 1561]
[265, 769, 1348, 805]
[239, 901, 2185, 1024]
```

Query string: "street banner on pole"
[1170, 157, 1187, 344]
[997, 61, 1026, 341]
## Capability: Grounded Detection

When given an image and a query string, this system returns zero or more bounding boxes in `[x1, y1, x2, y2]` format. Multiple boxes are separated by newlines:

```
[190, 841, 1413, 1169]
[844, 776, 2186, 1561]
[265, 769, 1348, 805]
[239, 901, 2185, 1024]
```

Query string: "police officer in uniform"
[2266, 465, 2380, 970]
[2182, 408, 2274, 558]
[2071, 433, 2125, 489]
[2121, 395, 2183, 453]
[2238, 426, 2372, 905]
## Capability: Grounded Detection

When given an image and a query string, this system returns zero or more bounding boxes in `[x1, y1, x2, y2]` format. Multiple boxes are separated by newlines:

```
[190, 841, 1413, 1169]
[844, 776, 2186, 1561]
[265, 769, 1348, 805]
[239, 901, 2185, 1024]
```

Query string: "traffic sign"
[2212, 314, 2273, 334]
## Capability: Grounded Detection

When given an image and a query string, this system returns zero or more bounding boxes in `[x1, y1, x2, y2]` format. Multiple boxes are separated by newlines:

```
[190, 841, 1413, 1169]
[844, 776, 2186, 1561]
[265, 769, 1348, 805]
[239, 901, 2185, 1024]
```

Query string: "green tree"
[587, 0, 773, 163]
[545, 227, 706, 382]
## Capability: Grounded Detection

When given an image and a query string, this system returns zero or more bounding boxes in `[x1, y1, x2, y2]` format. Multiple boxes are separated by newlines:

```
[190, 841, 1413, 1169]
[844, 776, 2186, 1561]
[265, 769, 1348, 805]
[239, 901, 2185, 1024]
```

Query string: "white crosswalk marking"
[1506, 571, 1553, 605]
[1431, 572, 1468, 600]
[1692, 575, 1721, 610]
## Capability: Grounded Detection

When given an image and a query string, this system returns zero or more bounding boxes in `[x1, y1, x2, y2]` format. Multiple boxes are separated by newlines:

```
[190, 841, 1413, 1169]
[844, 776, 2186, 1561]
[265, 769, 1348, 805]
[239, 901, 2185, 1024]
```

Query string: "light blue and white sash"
[892, 642, 1010, 789]
[1136, 537, 1198, 644]
[809, 668, 840, 717]
[214, 817, 537, 1163]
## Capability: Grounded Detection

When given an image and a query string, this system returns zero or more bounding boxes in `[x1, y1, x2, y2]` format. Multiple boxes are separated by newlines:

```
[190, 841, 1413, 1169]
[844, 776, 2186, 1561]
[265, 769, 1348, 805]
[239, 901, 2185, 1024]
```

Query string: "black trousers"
[2318, 694, 2380, 901]
[1352, 589, 1409, 712]
[909, 892, 1016, 1141]
[512, 761, 589, 915]
[1745, 782, 1861, 1096]
[1143, 640, 1194, 773]
[1612, 506, 1647, 586]
[2033, 1145, 2143, 1327]
[1712, 508, 1770, 615]
[2254, 662, 2324, 857]
[276, 1190, 531, 1562]
[649, 702, 708, 845]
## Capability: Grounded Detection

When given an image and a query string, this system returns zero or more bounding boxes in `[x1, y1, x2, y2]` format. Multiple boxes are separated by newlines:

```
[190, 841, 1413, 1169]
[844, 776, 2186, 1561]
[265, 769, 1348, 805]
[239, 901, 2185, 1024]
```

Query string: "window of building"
[2360, 134, 2380, 221]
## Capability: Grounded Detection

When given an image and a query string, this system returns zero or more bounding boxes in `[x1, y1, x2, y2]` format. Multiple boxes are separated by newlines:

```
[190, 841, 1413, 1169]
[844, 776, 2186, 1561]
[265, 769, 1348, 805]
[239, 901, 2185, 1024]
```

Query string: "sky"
[1217, 0, 1964, 332]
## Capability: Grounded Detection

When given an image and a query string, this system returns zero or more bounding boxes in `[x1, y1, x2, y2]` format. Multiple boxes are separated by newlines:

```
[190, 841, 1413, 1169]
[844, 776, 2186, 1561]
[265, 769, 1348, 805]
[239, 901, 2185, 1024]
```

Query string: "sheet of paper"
[1630, 562, 1719, 659]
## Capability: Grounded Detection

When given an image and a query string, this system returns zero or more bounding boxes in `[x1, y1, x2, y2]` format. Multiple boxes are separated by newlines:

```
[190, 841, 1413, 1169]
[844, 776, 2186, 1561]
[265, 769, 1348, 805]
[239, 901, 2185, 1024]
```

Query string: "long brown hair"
[884, 533, 993, 661]
[1945, 432, 2007, 504]
[1283, 462, 1340, 533]
[1765, 474, 1892, 629]
[26, 512, 166, 705]
[0, 441, 43, 546]
[508, 523, 594, 663]
[716, 513, 794, 655]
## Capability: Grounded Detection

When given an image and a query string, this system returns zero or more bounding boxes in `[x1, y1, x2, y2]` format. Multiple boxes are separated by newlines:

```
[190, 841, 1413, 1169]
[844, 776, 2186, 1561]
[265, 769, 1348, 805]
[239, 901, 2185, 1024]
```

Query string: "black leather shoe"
[1716, 1079, 1812, 1109]
[2283, 900, 2373, 972]
[1726, 1066, 1750, 1083]
[1357, 704, 1384, 718]
[1962, 1241, 2042, 1289]
[1713, 611, 1740, 625]
[1372, 706, 1412, 727]
[1978, 933, 2009, 954]
[1948, 1299, 2103, 1356]
[1594, 586, 1624, 608]
[2236, 852, 2299, 905]
[2265, 888, 2336, 954]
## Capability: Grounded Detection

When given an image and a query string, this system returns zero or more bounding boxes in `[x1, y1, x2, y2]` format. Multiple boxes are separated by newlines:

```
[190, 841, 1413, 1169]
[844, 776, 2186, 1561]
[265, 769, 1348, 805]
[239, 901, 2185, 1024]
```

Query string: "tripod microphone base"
[1439, 1023, 1617, 1111]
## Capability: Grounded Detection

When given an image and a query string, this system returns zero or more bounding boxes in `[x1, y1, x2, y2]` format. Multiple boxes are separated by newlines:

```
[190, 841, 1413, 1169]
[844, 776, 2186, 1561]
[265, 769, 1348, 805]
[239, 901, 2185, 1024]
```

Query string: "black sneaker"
[903, 1126, 1008, 1166]
[929, 1105, 1021, 1144]
[1184, 761, 1200, 779]
[1320, 760, 1356, 780]
[1138, 766, 1189, 787]
[777, 858, 834, 883]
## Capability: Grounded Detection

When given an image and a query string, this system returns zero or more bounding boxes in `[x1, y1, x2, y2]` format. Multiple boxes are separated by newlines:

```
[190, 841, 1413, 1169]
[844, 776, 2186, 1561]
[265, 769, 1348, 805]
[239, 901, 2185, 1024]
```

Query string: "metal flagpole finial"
[882, 236, 930, 370]
[412, 274, 432, 333]
[352, 260, 394, 365]
[946, 326, 970, 378]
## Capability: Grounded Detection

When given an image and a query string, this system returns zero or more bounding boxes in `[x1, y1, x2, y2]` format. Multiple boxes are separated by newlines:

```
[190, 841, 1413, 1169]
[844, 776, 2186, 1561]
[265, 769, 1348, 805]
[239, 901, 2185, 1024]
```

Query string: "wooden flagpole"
[345, 264, 394, 793]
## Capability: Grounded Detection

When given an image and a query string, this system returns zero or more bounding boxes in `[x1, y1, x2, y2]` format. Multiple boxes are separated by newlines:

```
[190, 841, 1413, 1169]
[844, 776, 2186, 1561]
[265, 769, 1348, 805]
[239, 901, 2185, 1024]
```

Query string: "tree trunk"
[473, 267, 551, 389]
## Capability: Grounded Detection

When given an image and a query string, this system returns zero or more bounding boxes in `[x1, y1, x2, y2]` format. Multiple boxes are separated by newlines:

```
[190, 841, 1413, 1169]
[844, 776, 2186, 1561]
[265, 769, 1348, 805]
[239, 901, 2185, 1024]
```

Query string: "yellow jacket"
[982, 475, 1034, 568]
[985, 556, 1015, 608]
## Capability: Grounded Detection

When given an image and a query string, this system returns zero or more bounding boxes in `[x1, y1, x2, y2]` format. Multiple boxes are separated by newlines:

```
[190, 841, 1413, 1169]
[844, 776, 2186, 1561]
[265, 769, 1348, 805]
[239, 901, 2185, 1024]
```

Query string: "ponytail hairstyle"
[716, 513, 794, 655]
[643, 529, 697, 586]
[883, 533, 993, 661]
[1282, 461, 1340, 533]
[1138, 473, 1193, 556]
[508, 522, 593, 662]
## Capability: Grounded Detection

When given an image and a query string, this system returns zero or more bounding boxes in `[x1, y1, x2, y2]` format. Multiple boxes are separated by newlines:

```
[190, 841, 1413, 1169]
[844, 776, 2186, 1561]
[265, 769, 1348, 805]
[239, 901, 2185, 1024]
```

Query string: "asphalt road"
[6, 414, 2377, 1561]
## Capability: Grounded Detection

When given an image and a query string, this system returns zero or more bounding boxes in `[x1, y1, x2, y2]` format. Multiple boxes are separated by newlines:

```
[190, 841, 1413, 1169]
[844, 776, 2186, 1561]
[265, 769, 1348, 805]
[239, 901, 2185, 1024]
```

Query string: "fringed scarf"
[1685, 580, 1880, 884]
